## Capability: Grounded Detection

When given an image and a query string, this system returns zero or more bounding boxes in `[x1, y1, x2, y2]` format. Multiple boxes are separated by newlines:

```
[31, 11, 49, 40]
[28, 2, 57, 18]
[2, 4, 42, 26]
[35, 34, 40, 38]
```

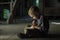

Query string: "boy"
[18, 6, 49, 38]
[24, 6, 44, 34]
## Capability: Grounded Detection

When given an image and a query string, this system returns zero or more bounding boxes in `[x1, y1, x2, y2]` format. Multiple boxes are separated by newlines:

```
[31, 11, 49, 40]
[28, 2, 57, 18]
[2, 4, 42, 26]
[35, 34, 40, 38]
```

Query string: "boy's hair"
[28, 6, 40, 17]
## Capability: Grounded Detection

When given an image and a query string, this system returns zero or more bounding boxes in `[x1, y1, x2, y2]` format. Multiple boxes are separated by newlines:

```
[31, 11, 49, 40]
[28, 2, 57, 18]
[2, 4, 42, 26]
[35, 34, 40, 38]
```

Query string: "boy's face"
[32, 12, 40, 19]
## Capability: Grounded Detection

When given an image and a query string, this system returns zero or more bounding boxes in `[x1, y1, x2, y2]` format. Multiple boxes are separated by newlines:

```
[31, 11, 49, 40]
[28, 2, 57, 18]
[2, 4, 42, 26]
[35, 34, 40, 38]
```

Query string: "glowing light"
[51, 22, 60, 25]
[36, 0, 39, 4]
[3, 9, 10, 19]
[36, 0, 39, 6]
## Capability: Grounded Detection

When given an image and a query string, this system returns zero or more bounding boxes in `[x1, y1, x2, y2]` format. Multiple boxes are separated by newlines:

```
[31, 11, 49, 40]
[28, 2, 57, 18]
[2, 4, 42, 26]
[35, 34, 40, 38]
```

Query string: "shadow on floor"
[17, 34, 60, 39]
[46, 34, 60, 38]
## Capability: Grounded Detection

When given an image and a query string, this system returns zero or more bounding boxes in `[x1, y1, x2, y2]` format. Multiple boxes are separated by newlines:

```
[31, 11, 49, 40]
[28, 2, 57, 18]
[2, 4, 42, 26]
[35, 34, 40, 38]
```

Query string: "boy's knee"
[27, 25, 31, 27]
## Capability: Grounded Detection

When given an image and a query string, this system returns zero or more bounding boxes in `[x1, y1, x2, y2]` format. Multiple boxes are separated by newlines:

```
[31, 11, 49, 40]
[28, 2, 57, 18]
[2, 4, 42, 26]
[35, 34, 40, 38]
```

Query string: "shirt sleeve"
[40, 16, 43, 27]
[37, 16, 43, 26]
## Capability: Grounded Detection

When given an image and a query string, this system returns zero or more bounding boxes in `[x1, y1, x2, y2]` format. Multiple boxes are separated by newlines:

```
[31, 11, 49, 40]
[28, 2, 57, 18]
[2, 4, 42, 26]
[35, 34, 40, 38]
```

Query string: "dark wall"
[0, 0, 10, 2]
[45, 0, 55, 7]
[0, 4, 3, 20]
[15, 0, 34, 18]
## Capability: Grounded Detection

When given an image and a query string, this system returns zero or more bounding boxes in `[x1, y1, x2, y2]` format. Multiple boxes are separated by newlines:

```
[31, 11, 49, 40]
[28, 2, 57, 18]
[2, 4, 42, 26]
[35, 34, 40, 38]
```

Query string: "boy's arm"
[39, 16, 43, 26]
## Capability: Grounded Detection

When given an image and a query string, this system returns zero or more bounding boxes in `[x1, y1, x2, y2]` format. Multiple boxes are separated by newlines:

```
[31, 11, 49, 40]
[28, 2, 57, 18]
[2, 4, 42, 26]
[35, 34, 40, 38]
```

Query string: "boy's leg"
[18, 27, 31, 38]
[24, 27, 27, 34]
[17, 25, 32, 38]
[27, 25, 31, 27]
[24, 24, 31, 34]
